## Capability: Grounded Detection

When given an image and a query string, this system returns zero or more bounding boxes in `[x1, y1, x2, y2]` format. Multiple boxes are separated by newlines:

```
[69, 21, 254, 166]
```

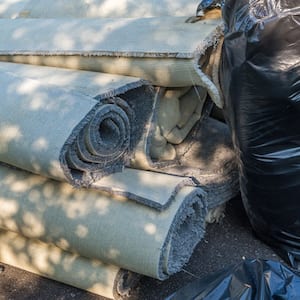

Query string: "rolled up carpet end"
[0, 62, 155, 187]
[159, 186, 208, 278]
[60, 95, 135, 186]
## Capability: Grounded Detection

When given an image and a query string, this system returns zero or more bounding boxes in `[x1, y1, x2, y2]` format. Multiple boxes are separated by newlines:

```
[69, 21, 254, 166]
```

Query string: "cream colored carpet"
[0, 0, 200, 19]
[0, 17, 224, 108]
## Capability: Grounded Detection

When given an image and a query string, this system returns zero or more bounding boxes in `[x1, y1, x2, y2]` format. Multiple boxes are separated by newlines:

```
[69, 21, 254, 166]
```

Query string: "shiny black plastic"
[221, 0, 300, 268]
[166, 259, 300, 300]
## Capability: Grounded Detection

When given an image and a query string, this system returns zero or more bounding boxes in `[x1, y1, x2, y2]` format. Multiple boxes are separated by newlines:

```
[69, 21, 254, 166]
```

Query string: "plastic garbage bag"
[220, 0, 300, 268]
[166, 259, 300, 300]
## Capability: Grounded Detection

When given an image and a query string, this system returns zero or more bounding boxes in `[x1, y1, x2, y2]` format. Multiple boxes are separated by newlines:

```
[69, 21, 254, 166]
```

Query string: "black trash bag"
[220, 0, 300, 268]
[166, 259, 300, 300]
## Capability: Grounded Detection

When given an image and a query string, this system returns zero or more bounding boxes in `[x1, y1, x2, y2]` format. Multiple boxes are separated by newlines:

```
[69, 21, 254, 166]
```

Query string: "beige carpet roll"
[0, 229, 140, 299]
[0, 163, 207, 280]
[0, 17, 224, 108]
[1, 0, 201, 18]
[0, 62, 155, 187]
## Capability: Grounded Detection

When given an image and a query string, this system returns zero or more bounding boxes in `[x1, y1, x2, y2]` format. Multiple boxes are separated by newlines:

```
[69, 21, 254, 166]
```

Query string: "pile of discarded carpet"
[0, 1, 239, 299]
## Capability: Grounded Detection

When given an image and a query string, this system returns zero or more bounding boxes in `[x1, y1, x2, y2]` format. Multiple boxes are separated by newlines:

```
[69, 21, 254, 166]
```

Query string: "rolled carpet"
[1, 0, 201, 18]
[0, 16, 224, 108]
[0, 229, 140, 299]
[0, 62, 155, 187]
[0, 163, 207, 280]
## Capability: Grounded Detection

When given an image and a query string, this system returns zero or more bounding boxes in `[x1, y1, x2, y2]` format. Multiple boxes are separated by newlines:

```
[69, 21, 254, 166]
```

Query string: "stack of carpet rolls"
[0, 1, 239, 299]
